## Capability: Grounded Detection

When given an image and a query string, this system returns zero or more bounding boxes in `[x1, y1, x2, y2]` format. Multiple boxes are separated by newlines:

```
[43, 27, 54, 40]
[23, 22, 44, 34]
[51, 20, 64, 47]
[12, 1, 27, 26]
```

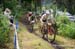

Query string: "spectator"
[4, 8, 14, 26]
[4, 8, 11, 19]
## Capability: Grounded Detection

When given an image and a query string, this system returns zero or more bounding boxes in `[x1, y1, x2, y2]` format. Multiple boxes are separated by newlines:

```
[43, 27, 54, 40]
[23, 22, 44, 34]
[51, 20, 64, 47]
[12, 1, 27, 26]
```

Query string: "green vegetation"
[56, 15, 75, 39]
[56, 0, 75, 15]
[0, 12, 10, 46]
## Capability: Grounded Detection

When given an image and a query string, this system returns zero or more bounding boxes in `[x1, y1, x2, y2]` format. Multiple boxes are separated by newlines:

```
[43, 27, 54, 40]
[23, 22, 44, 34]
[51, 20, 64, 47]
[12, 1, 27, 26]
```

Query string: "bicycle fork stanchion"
[14, 21, 20, 49]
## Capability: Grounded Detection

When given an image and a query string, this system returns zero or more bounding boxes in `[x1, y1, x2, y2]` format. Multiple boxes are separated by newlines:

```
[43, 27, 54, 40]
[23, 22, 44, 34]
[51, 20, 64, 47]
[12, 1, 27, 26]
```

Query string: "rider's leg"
[45, 29, 48, 41]
[42, 33, 45, 38]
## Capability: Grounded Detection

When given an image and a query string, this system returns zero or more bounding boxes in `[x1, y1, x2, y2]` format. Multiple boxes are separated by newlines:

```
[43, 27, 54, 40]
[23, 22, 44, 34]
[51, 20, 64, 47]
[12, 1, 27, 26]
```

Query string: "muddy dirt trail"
[21, 21, 65, 49]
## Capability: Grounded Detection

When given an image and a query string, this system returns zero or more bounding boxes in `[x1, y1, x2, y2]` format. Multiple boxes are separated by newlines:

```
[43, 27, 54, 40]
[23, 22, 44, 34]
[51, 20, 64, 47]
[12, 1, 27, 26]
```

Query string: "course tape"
[14, 21, 20, 49]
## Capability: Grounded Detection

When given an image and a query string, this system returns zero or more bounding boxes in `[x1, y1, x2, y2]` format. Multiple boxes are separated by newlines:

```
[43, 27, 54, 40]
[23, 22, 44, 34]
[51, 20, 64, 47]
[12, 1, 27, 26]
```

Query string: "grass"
[18, 23, 54, 49]
[55, 35, 75, 49]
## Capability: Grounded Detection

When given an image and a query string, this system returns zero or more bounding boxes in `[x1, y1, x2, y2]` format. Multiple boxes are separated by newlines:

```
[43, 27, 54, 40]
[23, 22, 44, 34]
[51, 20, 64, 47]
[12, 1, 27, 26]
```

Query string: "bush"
[13, 5, 24, 20]
[56, 15, 75, 39]
[0, 13, 10, 46]
[4, 0, 18, 10]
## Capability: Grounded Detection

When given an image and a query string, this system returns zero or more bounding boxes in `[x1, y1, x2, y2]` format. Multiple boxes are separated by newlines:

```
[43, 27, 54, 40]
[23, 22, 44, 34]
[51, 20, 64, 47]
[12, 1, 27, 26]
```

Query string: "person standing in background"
[4, 8, 14, 26]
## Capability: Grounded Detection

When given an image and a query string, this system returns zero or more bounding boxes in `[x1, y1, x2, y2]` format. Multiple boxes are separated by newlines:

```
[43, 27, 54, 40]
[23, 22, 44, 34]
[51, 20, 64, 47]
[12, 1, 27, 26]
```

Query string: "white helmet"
[45, 10, 50, 14]
[29, 12, 32, 14]
[5, 8, 11, 15]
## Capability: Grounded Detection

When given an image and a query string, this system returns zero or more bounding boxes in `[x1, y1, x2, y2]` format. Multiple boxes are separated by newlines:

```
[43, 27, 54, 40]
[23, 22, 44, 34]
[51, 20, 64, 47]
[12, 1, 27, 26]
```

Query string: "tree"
[55, 0, 75, 14]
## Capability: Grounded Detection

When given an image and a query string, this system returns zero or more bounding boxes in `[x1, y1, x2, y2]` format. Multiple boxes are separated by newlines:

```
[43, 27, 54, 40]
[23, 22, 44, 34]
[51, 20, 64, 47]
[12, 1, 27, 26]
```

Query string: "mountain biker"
[26, 11, 33, 24]
[30, 13, 35, 24]
[4, 8, 11, 18]
[40, 10, 50, 25]
[40, 10, 50, 39]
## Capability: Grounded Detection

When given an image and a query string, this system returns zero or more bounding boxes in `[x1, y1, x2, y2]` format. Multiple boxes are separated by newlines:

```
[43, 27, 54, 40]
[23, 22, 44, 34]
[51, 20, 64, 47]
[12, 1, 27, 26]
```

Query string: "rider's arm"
[40, 14, 46, 23]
